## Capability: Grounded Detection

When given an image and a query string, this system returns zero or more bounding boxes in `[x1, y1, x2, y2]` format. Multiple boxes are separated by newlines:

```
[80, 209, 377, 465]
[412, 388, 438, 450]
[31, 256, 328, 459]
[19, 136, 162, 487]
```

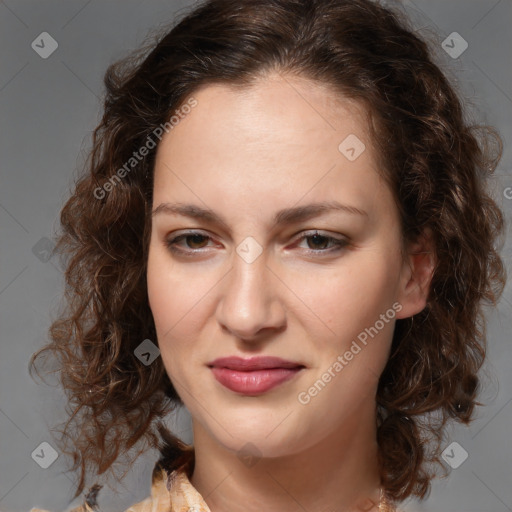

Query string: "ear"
[395, 227, 436, 320]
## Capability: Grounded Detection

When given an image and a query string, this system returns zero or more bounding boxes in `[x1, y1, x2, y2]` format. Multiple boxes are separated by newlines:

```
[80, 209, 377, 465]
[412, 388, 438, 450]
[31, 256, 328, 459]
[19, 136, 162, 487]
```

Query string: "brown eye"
[306, 233, 330, 250]
[164, 231, 213, 255]
[295, 230, 349, 255]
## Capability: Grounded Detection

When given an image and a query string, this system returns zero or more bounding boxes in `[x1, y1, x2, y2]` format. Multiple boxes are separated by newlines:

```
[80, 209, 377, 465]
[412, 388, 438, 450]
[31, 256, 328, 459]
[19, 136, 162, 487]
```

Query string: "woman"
[30, 0, 506, 511]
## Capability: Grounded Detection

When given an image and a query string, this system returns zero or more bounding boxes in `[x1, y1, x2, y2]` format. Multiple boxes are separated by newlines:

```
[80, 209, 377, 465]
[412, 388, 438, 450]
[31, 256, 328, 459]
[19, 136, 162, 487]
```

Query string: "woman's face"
[147, 73, 422, 457]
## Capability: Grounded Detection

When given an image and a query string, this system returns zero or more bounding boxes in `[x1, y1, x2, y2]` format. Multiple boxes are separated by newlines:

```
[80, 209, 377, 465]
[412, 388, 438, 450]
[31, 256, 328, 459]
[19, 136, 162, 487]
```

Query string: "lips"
[207, 356, 305, 395]
[208, 356, 304, 371]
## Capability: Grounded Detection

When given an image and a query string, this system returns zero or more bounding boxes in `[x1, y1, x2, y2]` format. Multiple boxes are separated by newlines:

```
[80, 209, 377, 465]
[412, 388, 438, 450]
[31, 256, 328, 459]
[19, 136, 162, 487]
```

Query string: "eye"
[164, 229, 349, 257]
[164, 231, 214, 256]
[293, 230, 349, 255]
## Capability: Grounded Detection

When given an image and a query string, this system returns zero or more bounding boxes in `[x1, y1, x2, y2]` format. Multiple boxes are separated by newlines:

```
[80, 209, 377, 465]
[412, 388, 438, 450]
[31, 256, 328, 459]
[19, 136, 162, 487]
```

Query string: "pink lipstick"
[207, 356, 305, 395]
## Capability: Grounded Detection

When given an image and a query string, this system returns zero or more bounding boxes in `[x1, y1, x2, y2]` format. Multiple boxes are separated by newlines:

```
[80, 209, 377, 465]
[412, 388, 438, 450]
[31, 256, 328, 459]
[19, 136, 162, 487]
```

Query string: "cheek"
[147, 250, 202, 329]
[304, 256, 399, 333]
[146, 251, 214, 369]
[147, 256, 174, 329]
[147, 266, 189, 383]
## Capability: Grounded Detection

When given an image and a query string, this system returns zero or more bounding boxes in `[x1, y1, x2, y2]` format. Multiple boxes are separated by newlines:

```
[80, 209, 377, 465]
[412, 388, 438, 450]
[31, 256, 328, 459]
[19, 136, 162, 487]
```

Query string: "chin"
[195, 408, 316, 460]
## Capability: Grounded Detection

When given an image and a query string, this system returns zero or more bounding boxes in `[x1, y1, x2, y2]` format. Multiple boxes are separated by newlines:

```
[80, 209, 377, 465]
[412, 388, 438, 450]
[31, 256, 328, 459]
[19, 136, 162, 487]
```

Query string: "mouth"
[207, 356, 306, 395]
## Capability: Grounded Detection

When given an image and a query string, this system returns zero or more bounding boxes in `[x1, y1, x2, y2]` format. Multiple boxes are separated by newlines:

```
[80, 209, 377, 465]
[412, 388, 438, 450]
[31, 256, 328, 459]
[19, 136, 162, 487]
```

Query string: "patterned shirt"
[31, 446, 398, 512]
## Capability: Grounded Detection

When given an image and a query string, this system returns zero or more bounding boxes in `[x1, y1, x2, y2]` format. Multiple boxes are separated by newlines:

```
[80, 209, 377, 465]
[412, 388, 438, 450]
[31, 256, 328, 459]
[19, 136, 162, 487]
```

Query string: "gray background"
[1, 1, 511, 511]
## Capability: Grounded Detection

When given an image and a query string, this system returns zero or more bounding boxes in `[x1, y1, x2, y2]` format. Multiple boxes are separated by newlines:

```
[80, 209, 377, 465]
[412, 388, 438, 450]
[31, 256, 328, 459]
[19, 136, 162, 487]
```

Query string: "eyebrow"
[151, 200, 368, 227]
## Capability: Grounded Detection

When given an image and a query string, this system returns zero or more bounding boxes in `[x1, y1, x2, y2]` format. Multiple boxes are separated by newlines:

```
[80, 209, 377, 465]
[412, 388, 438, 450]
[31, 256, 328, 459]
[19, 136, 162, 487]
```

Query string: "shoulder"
[30, 483, 103, 512]
[30, 463, 186, 512]
[30, 444, 197, 512]
[124, 465, 170, 512]
[29, 467, 169, 512]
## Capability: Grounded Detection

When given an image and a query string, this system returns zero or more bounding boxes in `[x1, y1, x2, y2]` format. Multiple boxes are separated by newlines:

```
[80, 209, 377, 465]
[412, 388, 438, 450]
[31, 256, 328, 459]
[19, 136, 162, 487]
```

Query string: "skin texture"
[147, 72, 434, 512]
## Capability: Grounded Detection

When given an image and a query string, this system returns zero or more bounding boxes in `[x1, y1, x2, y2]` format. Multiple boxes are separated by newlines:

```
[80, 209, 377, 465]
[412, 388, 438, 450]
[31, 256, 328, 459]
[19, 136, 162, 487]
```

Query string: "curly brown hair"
[30, 0, 507, 505]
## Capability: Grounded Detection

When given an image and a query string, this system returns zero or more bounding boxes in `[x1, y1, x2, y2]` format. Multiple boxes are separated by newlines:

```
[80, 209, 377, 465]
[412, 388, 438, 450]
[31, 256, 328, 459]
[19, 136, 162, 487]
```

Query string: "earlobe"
[395, 227, 436, 320]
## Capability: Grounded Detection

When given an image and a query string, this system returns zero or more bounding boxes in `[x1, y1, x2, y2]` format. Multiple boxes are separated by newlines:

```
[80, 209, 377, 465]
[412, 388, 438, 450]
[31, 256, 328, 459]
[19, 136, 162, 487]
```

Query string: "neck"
[190, 404, 382, 512]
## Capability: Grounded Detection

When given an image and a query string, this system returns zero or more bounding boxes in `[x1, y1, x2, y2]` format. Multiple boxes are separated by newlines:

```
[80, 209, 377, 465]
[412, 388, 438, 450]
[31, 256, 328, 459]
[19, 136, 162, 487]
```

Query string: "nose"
[215, 249, 287, 343]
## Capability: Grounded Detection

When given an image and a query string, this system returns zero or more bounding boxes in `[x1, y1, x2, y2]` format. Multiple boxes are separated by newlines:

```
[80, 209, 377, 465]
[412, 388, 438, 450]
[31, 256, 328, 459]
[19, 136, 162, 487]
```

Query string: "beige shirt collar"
[127, 461, 398, 512]
[31, 455, 397, 512]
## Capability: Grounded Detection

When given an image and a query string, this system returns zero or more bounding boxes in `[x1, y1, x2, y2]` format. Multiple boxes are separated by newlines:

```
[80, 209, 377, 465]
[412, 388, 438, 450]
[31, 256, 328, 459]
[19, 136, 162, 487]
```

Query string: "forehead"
[174, 73, 370, 147]
[151, 74, 389, 226]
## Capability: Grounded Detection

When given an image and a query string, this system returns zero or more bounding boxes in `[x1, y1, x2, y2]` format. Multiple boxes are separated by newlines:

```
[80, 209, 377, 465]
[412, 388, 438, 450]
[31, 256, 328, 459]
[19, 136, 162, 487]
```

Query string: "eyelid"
[291, 229, 346, 241]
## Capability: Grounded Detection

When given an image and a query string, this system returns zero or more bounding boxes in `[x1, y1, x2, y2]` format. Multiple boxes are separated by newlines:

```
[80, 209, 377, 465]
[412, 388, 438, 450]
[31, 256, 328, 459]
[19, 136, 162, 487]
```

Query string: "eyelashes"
[164, 230, 349, 257]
